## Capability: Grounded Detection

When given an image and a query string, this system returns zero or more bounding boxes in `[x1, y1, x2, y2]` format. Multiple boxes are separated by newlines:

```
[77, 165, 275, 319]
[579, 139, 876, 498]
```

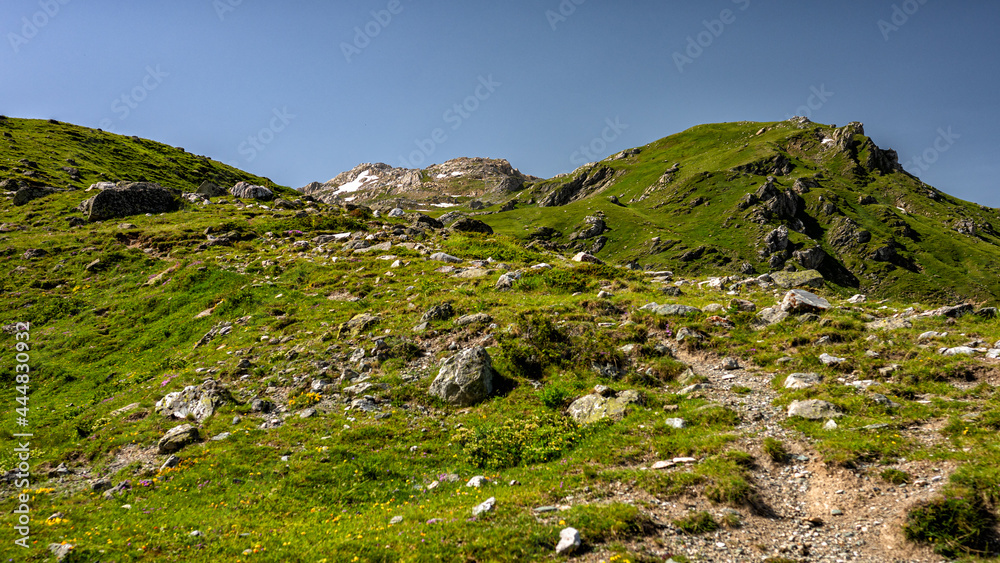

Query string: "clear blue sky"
[2, 1, 998, 206]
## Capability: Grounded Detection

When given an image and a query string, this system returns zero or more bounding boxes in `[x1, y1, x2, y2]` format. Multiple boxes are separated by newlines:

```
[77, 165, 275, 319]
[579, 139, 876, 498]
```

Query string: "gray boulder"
[421, 303, 455, 323]
[229, 181, 273, 200]
[567, 390, 643, 424]
[570, 215, 606, 240]
[430, 252, 462, 263]
[13, 185, 61, 206]
[793, 247, 827, 269]
[196, 181, 228, 197]
[78, 182, 180, 221]
[780, 289, 832, 313]
[428, 346, 496, 406]
[787, 400, 843, 420]
[450, 217, 494, 235]
[763, 226, 789, 254]
[155, 380, 232, 422]
[752, 307, 789, 329]
[157, 424, 200, 454]
[454, 313, 493, 326]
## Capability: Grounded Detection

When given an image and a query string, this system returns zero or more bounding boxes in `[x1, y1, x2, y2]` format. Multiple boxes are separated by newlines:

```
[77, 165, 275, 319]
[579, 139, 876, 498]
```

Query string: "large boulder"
[567, 389, 643, 424]
[229, 181, 273, 200]
[78, 182, 180, 221]
[570, 215, 606, 240]
[769, 269, 825, 289]
[429, 347, 496, 406]
[450, 217, 494, 235]
[196, 181, 228, 197]
[793, 247, 827, 269]
[13, 185, 61, 206]
[155, 380, 232, 422]
[157, 424, 200, 454]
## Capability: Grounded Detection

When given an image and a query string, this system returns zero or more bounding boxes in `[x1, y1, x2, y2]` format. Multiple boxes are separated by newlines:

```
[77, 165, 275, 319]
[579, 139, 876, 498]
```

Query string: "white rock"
[819, 353, 846, 365]
[823, 419, 838, 430]
[466, 475, 487, 487]
[664, 418, 686, 429]
[555, 527, 581, 555]
[472, 497, 496, 517]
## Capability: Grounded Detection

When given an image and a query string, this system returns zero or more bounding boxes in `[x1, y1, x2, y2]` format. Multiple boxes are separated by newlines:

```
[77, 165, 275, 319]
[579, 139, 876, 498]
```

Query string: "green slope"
[485, 119, 1000, 301]
[0, 116, 285, 193]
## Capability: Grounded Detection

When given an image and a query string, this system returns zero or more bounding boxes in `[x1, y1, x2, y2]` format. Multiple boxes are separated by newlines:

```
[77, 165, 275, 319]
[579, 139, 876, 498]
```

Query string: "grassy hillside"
[0, 117, 285, 193]
[484, 120, 1000, 302]
[2, 118, 1000, 561]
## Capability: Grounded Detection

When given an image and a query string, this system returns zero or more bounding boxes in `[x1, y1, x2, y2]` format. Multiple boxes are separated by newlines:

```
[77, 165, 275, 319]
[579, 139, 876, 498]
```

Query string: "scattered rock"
[454, 313, 493, 326]
[784, 373, 821, 390]
[640, 303, 702, 316]
[430, 252, 462, 263]
[157, 424, 200, 454]
[466, 475, 488, 488]
[865, 317, 912, 331]
[788, 400, 843, 420]
[155, 380, 231, 422]
[421, 302, 455, 323]
[664, 418, 686, 429]
[780, 289, 832, 313]
[819, 353, 846, 365]
[450, 217, 494, 235]
[572, 252, 603, 264]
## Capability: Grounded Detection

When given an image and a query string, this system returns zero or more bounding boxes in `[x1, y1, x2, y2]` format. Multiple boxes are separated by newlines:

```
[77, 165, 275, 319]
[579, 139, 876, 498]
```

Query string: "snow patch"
[336, 169, 378, 194]
[432, 203, 458, 208]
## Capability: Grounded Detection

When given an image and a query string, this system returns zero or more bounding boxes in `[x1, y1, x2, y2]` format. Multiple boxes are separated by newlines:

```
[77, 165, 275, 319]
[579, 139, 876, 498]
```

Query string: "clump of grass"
[762, 437, 788, 463]
[903, 493, 996, 557]
[454, 414, 583, 470]
[880, 468, 912, 485]
[673, 511, 719, 534]
[565, 503, 656, 543]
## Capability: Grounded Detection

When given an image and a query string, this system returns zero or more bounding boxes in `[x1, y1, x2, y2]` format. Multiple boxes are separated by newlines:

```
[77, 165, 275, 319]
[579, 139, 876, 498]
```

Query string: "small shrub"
[731, 385, 752, 396]
[673, 511, 719, 534]
[454, 414, 583, 470]
[762, 437, 788, 463]
[903, 494, 996, 557]
[538, 384, 572, 410]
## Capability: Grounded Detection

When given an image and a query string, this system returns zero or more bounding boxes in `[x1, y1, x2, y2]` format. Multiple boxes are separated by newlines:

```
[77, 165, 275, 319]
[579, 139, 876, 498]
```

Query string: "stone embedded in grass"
[429, 346, 496, 407]
[652, 460, 676, 470]
[48, 543, 75, 562]
[780, 289, 831, 313]
[495, 271, 521, 289]
[157, 424, 200, 454]
[155, 379, 232, 422]
[784, 373, 821, 390]
[454, 312, 493, 326]
[78, 182, 181, 221]
[788, 400, 843, 420]
[639, 302, 702, 316]
[847, 294, 867, 303]
[917, 331, 947, 341]
[664, 418, 686, 429]
[819, 353, 846, 365]
[430, 252, 462, 263]
[752, 307, 789, 329]
[865, 317, 912, 331]
[229, 181, 273, 200]
[555, 527, 581, 555]
[389, 515, 403, 525]
[940, 346, 979, 356]
[823, 419, 838, 430]
[567, 389, 643, 424]
[571, 252, 603, 264]
[466, 476, 488, 488]
[472, 497, 496, 517]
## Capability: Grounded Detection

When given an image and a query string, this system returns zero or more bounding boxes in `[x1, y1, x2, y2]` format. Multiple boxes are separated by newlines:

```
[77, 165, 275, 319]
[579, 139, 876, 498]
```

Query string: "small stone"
[472, 497, 496, 517]
[819, 353, 846, 365]
[823, 419, 838, 430]
[466, 475, 487, 488]
[390, 516, 403, 525]
[651, 460, 675, 470]
[831, 508, 844, 516]
[555, 527, 581, 555]
[719, 357, 740, 370]
[672, 457, 697, 464]
[664, 418, 686, 429]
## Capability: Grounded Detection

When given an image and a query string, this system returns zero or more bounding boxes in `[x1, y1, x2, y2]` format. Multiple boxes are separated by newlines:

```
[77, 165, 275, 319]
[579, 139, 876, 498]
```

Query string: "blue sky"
[2, 1, 998, 206]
